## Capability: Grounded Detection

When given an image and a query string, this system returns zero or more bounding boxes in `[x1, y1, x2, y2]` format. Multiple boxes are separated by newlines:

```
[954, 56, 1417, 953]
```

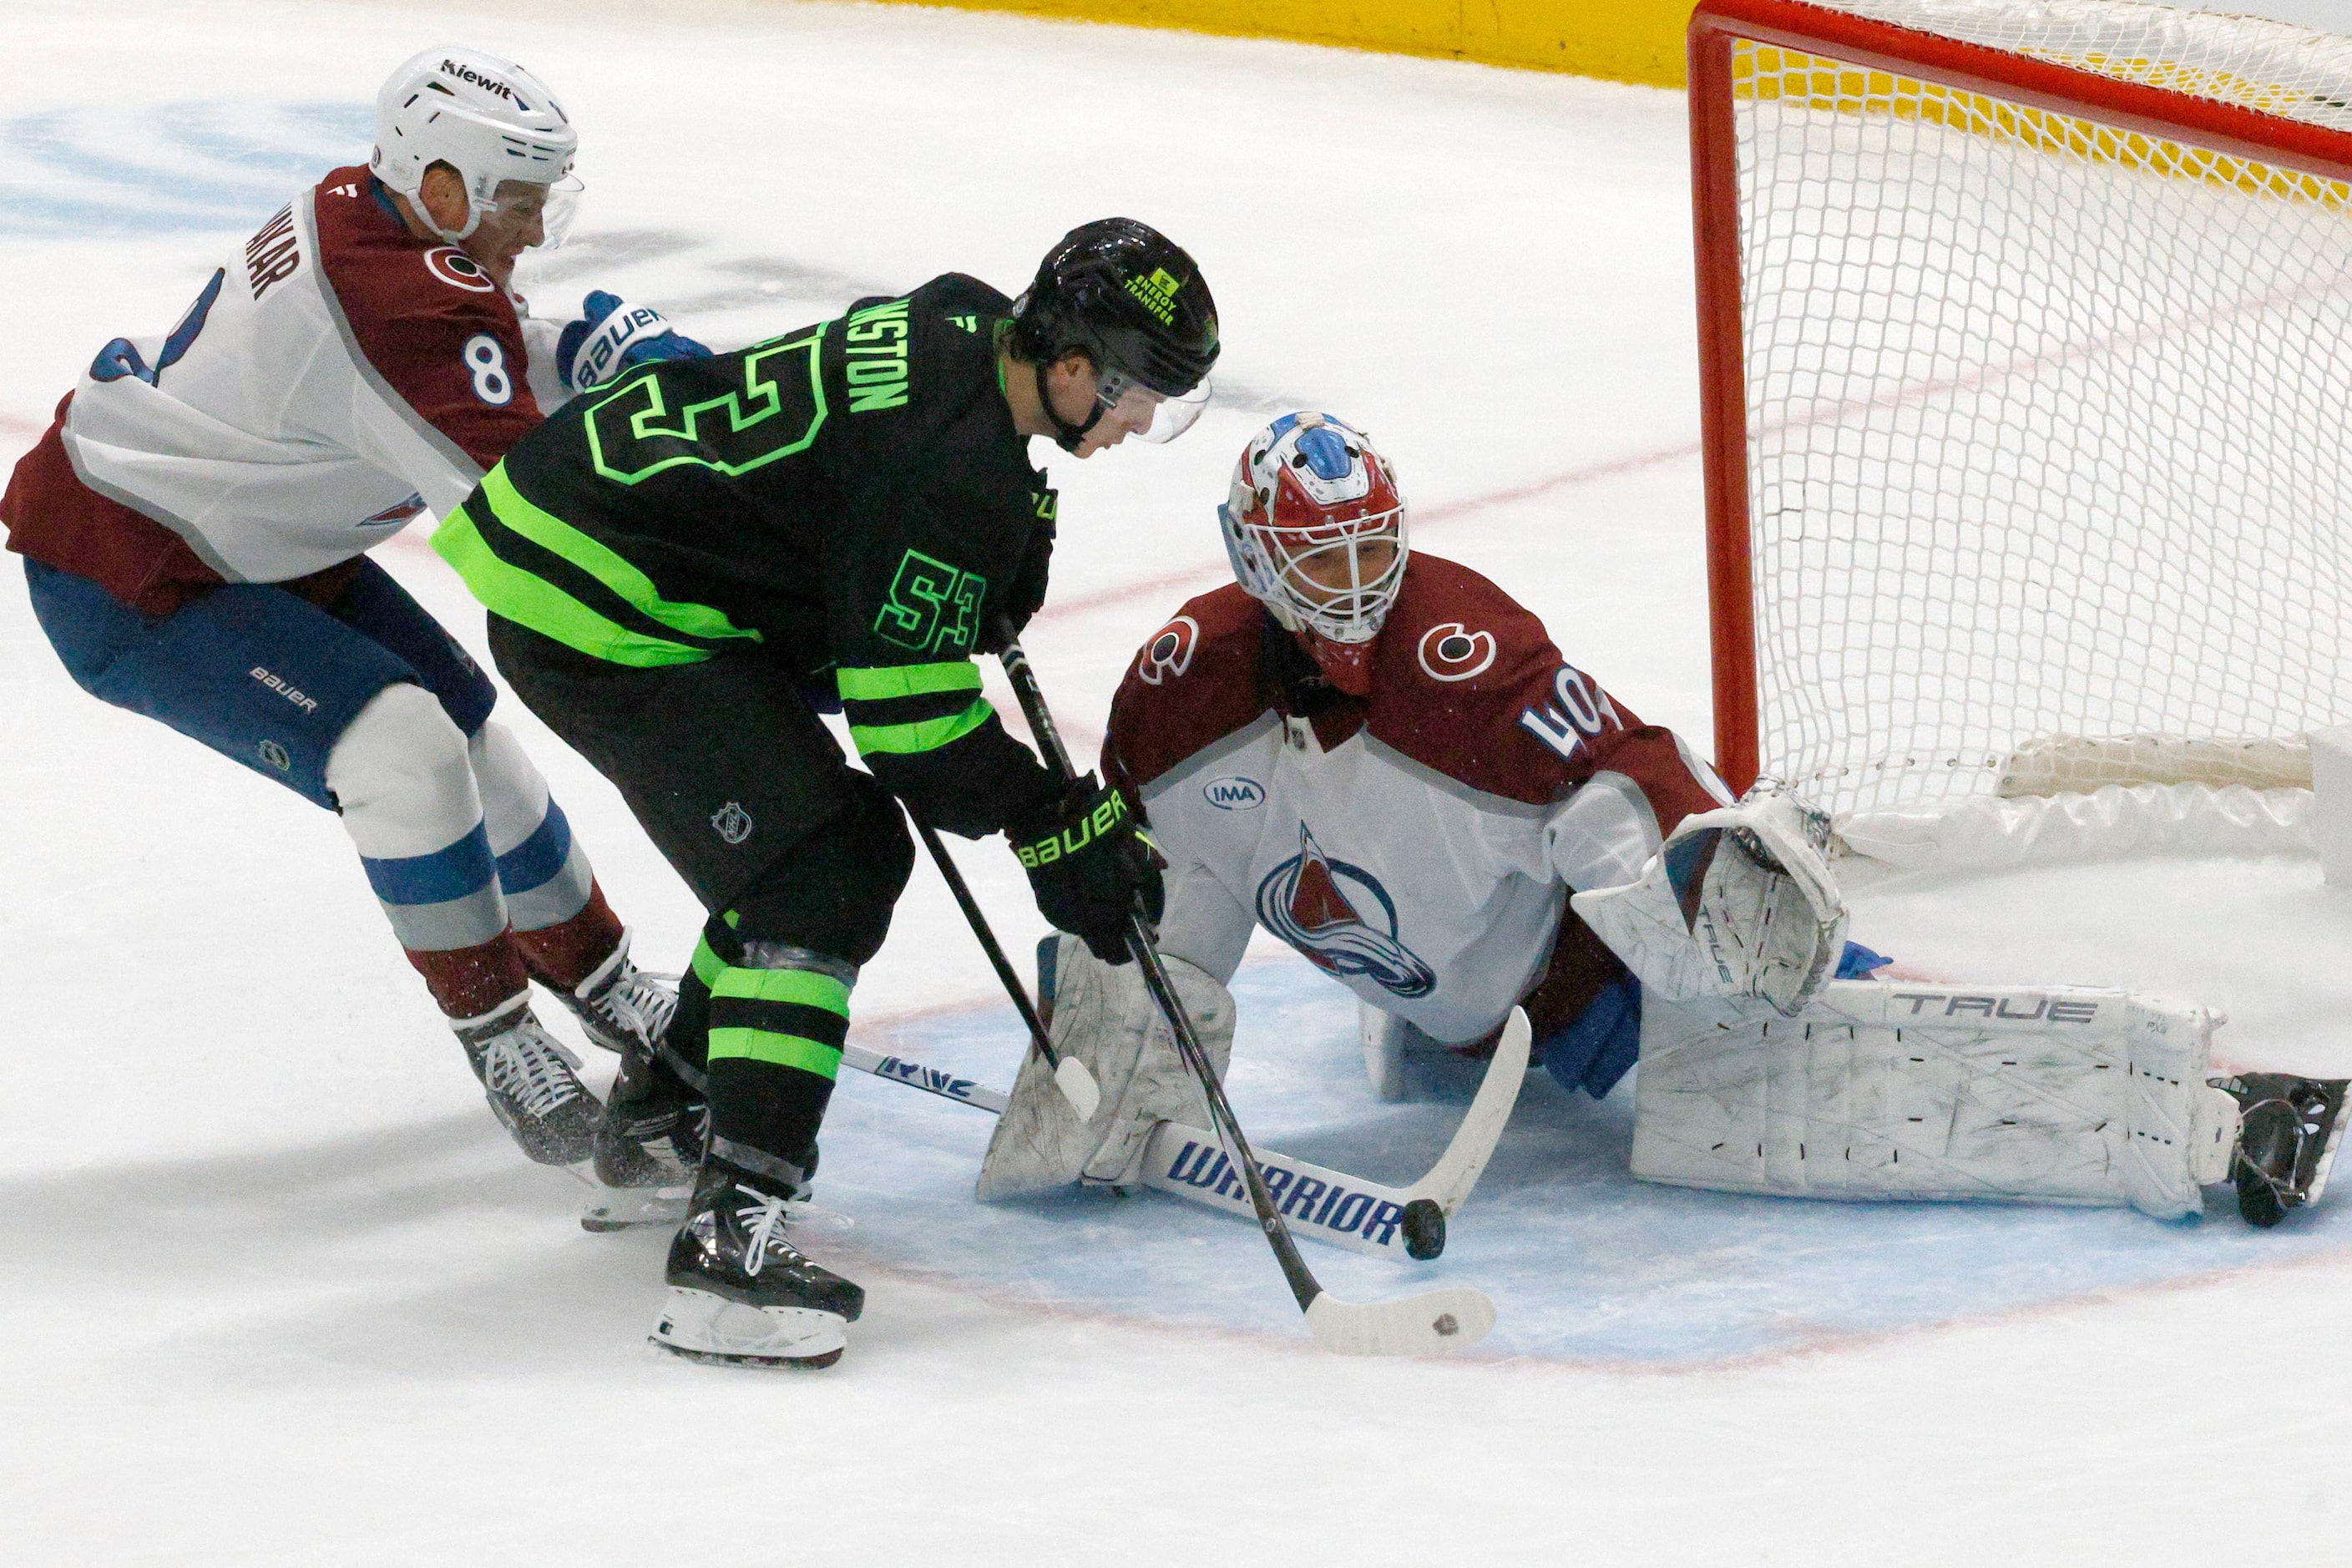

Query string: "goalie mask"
[1219, 412, 1409, 695]
[372, 47, 583, 248]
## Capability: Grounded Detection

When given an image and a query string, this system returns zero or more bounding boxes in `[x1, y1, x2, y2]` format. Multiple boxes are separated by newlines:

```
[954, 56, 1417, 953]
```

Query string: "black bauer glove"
[1011, 777, 1165, 965]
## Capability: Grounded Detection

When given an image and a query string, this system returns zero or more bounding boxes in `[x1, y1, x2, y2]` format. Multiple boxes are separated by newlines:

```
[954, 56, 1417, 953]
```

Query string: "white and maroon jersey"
[1104, 554, 1733, 1045]
[2, 166, 564, 615]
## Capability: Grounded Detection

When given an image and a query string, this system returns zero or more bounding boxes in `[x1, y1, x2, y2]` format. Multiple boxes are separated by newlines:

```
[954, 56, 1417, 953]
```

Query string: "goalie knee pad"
[1630, 980, 2239, 1220]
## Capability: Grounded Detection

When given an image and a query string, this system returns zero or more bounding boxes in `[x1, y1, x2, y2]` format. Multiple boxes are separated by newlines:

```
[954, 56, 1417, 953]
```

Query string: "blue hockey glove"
[1539, 973, 1642, 1100]
[558, 290, 711, 392]
[1836, 940, 1894, 979]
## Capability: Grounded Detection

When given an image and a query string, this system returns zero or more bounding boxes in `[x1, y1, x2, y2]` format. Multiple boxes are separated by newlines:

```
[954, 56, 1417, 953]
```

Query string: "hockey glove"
[1570, 786, 1848, 1019]
[1013, 778, 1165, 965]
[559, 291, 712, 393]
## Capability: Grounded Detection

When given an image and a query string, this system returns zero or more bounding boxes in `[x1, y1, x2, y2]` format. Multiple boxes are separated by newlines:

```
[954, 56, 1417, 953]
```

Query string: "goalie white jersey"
[3, 165, 563, 614]
[1103, 554, 1732, 1046]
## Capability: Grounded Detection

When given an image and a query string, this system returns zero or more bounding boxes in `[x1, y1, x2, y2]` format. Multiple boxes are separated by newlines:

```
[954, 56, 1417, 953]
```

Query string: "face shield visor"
[468, 170, 584, 250]
[1092, 364, 1211, 445]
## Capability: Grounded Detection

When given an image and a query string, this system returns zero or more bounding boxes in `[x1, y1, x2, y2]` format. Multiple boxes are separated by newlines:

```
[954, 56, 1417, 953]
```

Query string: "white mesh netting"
[1727, 0, 2352, 815]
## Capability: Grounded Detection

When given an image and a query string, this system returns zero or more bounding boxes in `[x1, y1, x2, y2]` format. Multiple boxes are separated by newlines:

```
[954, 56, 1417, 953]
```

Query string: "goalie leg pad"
[1629, 979, 2235, 1220]
[976, 935, 1235, 1200]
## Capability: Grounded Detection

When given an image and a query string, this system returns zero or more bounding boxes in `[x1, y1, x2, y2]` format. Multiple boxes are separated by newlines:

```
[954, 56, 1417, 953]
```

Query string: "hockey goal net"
[1692, 0, 2352, 818]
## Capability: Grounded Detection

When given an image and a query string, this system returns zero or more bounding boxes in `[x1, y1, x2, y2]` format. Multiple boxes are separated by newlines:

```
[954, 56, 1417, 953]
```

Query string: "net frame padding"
[1691, 0, 2352, 814]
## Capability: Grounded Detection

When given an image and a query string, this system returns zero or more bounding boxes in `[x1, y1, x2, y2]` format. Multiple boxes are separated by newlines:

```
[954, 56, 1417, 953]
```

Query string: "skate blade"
[650, 1287, 847, 1368]
[2304, 1083, 2350, 1209]
[580, 1181, 694, 1232]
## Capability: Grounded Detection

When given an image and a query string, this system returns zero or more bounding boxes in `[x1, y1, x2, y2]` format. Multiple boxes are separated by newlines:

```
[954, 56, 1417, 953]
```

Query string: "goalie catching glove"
[977, 933, 1234, 1198]
[1571, 786, 1847, 1019]
[1011, 778, 1165, 965]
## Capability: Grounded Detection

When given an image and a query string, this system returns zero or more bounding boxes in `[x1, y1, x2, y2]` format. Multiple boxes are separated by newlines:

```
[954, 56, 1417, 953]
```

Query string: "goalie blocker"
[1631, 979, 2345, 1227]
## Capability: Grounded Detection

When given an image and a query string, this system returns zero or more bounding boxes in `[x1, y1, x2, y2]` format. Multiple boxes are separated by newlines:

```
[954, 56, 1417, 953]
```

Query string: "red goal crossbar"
[1687, 0, 2352, 796]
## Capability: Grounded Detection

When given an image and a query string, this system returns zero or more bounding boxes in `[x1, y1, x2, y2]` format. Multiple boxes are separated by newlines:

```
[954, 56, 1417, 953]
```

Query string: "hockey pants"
[490, 617, 916, 1180]
[23, 555, 624, 1019]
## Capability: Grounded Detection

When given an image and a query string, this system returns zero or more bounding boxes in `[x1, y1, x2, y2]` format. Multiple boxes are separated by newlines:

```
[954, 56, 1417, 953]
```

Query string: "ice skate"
[2218, 1074, 2349, 1228]
[554, 938, 680, 1056]
[580, 1039, 707, 1233]
[651, 1157, 863, 1368]
[453, 996, 602, 1168]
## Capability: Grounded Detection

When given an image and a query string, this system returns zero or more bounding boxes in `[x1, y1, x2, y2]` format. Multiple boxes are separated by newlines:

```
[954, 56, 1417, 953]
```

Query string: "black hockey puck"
[1400, 1198, 1446, 1260]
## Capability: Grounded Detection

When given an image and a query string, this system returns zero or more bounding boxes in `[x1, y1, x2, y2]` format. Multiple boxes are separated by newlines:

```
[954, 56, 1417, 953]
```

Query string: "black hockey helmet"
[1009, 218, 1219, 451]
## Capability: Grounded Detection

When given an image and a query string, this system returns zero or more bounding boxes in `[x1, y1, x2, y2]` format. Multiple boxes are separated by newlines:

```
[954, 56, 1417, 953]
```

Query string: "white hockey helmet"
[371, 47, 581, 245]
[1220, 412, 1410, 648]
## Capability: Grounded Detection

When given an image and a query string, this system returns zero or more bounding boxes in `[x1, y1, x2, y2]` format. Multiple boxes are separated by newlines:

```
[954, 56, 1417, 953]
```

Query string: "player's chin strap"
[1037, 362, 1106, 453]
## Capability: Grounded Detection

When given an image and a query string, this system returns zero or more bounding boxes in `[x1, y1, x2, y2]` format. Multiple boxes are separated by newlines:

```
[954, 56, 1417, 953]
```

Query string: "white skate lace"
[587, 966, 680, 1051]
[732, 1183, 798, 1277]
[477, 1022, 588, 1118]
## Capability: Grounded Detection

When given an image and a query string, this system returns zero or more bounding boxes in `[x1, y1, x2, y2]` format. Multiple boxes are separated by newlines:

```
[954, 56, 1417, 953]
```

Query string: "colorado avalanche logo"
[423, 246, 496, 294]
[1417, 622, 1496, 683]
[1137, 615, 1199, 686]
[1256, 824, 1437, 998]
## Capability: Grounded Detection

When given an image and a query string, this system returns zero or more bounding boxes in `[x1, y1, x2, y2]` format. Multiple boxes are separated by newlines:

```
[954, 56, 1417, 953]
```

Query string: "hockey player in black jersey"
[435, 218, 1217, 1366]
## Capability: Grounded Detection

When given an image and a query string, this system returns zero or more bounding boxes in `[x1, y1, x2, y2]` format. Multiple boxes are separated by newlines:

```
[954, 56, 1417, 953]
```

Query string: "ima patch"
[1203, 776, 1265, 812]
[1417, 622, 1497, 683]
[1136, 615, 1199, 686]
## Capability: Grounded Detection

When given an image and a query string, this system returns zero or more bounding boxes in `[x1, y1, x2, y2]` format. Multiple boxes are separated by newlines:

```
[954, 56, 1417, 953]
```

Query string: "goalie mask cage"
[1692, 0, 2352, 817]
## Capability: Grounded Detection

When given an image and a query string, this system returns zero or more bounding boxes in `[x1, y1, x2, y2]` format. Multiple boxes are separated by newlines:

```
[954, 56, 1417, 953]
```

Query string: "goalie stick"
[998, 624, 1498, 1358]
[841, 1007, 1530, 1263]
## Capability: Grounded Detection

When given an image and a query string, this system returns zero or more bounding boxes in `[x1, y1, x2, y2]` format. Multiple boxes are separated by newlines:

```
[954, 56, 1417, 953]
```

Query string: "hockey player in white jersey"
[2, 48, 706, 1171]
[980, 412, 2345, 1232]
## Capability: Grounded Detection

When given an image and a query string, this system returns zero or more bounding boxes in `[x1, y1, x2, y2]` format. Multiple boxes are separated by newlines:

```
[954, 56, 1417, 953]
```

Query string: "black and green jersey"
[435, 273, 1061, 835]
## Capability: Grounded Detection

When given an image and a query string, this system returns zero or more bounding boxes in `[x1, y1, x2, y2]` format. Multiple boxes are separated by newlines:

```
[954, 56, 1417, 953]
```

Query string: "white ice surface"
[7, 2, 2352, 1562]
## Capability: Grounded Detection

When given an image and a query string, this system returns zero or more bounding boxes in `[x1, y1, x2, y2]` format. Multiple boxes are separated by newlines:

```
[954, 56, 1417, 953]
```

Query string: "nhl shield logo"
[710, 801, 754, 845]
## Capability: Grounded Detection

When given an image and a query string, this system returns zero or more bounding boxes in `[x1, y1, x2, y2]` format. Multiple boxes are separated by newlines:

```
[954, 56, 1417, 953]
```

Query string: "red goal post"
[1689, 0, 2352, 812]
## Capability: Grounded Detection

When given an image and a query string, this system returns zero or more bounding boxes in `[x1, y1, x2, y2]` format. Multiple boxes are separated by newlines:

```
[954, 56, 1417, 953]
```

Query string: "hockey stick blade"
[843, 1034, 1519, 1262]
[1134, 1008, 1530, 1262]
[841, 1043, 1008, 1111]
[1305, 1284, 1498, 1357]
[1055, 1056, 1102, 1120]
[1407, 1007, 1530, 1212]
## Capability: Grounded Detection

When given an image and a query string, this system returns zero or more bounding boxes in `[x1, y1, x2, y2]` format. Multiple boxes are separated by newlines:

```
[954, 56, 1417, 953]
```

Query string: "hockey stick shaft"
[907, 810, 1055, 1059]
[996, 623, 1328, 1315]
[905, 805, 1100, 1119]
